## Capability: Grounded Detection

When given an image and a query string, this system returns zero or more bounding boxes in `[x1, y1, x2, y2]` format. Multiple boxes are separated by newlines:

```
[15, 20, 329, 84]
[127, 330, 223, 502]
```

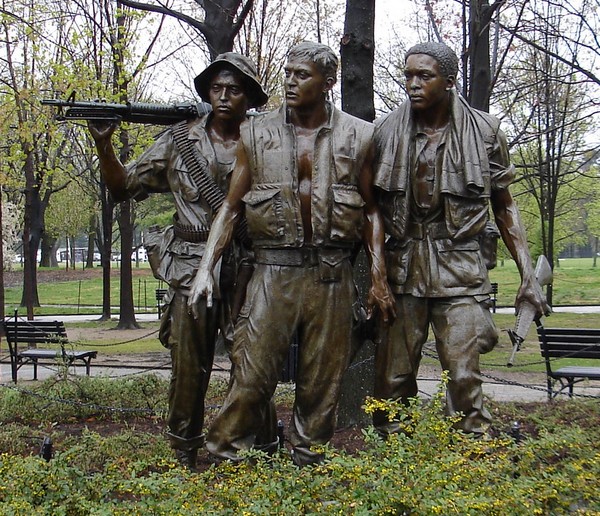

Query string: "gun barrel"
[41, 98, 212, 125]
[507, 345, 519, 367]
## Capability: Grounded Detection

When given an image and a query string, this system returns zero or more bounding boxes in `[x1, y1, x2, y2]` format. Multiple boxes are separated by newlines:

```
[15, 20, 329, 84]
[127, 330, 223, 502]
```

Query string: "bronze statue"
[189, 42, 395, 466]
[88, 53, 268, 470]
[372, 42, 549, 436]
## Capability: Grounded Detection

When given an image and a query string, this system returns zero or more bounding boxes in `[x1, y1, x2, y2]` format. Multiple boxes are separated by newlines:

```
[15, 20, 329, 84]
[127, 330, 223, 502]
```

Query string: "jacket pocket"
[242, 186, 285, 241]
[330, 184, 365, 243]
[377, 190, 408, 240]
[177, 167, 201, 202]
[435, 238, 486, 288]
[318, 250, 349, 283]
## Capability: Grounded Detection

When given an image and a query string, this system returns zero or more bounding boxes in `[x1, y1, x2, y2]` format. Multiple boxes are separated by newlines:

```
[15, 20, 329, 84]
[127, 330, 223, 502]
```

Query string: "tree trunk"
[340, 0, 375, 122]
[39, 234, 58, 268]
[119, 0, 253, 60]
[468, 0, 492, 112]
[86, 213, 96, 269]
[20, 149, 41, 316]
[337, 0, 376, 428]
[116, 199, 140, 329]
[65, 237, 70, 270]
[98, 180, 114, 322]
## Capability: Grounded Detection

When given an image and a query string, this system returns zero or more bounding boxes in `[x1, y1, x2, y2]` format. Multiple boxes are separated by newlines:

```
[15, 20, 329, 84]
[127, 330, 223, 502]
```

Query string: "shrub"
[0, 374, 598, 514]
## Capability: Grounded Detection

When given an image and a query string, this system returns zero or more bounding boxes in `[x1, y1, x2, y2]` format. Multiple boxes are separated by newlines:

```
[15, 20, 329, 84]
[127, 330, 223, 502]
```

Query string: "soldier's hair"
[287, 42, 338, 79]
[405, 42, 459, 79]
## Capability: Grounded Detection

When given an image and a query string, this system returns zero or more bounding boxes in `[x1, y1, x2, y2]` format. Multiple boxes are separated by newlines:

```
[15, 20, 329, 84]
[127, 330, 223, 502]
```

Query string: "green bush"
[0, 374, 169, 423]
[0, 374, 598, 514]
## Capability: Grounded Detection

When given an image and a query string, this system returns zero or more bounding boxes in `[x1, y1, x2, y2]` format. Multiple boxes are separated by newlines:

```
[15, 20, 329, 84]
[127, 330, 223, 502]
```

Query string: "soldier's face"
[208, 70, 248, 121]
[404, 54, 454, 112]
[284, 59, 333, 109]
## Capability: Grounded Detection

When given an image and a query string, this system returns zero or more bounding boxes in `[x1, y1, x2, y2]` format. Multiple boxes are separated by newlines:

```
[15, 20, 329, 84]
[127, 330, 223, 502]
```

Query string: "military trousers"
[161, 291, 218, 452]
[374, 295, 498, 435]
[205, 259, 356, 466]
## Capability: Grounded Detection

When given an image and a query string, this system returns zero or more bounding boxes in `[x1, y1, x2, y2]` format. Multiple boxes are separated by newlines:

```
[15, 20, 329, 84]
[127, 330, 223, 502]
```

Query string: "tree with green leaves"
[0, 0, 85, 316]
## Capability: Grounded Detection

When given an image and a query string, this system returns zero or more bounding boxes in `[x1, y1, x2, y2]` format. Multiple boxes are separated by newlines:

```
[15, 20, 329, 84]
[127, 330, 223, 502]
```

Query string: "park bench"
[2, 316, 97, 383]
[156, 288, 168, 319]
[490, 282, 499, 313]
[536, 322, 600, 399]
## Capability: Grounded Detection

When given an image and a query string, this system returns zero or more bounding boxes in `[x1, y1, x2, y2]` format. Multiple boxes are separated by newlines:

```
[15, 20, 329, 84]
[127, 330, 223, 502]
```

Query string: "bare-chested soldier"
[188, 42, 396, 466]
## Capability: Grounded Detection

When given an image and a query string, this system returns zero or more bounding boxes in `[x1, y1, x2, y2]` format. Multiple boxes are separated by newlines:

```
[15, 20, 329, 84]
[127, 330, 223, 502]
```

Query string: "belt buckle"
[409, 223, 425, 240]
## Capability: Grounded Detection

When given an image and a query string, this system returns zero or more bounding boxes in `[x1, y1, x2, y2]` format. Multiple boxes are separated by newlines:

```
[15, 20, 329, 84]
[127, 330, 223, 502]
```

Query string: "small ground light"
[40, 437, 53, 461]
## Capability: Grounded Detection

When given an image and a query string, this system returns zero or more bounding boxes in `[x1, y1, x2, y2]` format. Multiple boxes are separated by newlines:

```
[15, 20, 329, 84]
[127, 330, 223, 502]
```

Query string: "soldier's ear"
[446, 75, 456, 91]
[324, 76, 336, 92]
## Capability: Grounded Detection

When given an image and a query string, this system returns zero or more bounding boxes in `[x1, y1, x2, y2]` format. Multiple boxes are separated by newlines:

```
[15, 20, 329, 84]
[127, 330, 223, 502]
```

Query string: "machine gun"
[506, 255, 553, 367]
[41, 93, 212, 125]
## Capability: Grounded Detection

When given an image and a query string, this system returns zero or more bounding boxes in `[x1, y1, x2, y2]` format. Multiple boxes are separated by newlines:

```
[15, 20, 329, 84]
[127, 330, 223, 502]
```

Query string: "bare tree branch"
[499, 22, 600, 86]
[118, 0, 205, 31]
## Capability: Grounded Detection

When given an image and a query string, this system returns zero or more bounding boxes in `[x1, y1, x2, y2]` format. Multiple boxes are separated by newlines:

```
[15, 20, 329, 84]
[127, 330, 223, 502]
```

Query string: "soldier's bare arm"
[188, 142, 251, 314]
[87, 121, 130, 201]
[358, 144, 396, 323]
[492, 187, 550, 317]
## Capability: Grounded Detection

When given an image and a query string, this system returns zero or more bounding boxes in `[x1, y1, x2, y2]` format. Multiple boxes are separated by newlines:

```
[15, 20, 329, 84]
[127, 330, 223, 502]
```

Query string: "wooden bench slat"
[539, 328, 600, 335]
[544, 351, 600, 360]
[19, 350, 98, 359]
[553, 366, 600, 379]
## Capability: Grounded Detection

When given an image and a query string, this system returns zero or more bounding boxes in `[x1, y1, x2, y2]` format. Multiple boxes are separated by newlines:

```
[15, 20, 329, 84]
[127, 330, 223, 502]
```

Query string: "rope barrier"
[70, 328, 160, 348]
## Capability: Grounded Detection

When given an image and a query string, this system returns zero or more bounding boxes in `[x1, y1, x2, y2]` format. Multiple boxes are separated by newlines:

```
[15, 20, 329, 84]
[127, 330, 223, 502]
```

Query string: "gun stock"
[506, 255, 552, 366]
[41, 95, 212, 125]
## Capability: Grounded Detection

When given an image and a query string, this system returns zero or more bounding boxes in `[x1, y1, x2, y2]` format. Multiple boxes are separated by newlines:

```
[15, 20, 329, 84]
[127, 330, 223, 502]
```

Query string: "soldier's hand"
[188, 267, 214, 319]
[87, 120, 118, 143]
[516, 276, 551, 318]
[367, 278, 397, 324]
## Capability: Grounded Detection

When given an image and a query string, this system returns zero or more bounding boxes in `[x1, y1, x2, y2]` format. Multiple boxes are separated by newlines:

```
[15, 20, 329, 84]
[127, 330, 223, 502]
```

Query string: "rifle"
[41, 93, 212, 125]
[506, 255, 553, 366]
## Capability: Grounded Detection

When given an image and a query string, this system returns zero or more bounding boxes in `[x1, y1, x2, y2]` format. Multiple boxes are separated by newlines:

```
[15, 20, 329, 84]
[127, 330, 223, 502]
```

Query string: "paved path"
[3, 353, 599, 402]
[2, 308, 599, 402]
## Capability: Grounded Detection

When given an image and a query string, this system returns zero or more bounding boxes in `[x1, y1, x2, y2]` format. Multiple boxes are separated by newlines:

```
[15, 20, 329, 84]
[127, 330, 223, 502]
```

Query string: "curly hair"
[405, 42, 459, 79]
[287, 41, 338, 80]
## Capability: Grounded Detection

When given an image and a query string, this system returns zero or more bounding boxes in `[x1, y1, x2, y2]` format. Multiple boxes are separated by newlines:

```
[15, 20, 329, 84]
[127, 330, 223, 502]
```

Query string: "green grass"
[4, 265, 162, 316]
[411, 312, 597, 374]
[3, 258, 599, 366]
[4, 258, 598, 314]
[485, 312, 592, 373]
[489, 257, 600, 306]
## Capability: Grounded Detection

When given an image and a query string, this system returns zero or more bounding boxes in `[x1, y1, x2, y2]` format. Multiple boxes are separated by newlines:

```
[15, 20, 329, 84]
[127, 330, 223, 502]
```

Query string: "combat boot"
[175, 448, 198, 471]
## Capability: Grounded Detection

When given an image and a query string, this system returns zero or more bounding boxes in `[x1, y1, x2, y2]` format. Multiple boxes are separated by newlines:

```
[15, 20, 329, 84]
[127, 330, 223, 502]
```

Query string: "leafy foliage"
[0, 374, 598, 513]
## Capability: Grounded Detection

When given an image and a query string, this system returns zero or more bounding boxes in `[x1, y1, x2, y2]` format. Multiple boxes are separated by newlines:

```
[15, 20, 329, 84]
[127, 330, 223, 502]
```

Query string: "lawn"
[4, 257, 600, 315]
[2, 258, 599, 370]
[3, 265, 162, 316]
[489, 257, 600, 306]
